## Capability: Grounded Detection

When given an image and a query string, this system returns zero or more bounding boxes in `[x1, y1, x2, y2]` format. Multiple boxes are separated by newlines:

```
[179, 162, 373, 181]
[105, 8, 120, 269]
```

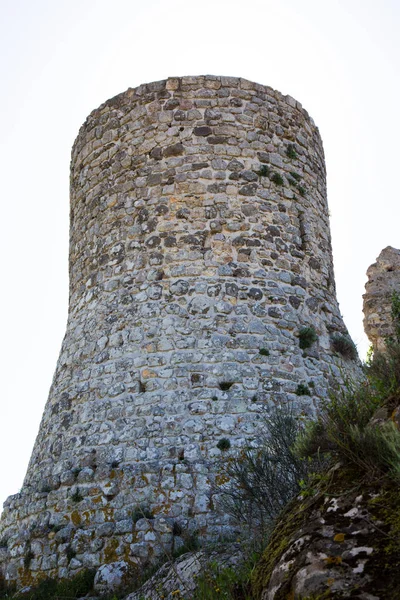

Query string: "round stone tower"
[0, 76, 358, 586]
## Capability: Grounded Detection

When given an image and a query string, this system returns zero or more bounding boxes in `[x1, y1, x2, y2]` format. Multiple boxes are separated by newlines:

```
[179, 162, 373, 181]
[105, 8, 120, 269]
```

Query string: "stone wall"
[363, 246, 400, 351]
[0, 75, 358, 587]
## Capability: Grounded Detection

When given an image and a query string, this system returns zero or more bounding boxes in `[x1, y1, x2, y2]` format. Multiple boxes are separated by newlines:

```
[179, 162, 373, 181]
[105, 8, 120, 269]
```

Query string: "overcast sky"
[1, 0, 399, 509]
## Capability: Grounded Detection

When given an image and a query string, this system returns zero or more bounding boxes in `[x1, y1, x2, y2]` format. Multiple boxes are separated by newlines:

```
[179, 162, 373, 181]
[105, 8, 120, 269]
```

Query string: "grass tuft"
[298, 326, 318, 349]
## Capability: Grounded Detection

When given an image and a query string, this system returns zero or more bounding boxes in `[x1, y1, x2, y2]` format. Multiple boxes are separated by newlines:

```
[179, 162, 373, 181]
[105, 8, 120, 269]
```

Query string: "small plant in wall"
[298, 185, 306, 197]
[257, 164, 270, 177]
[217, 438, 231, 451]
[271, 172, 284, 186]
[286, 144, 297, 159]
[331, 333, 358, 360]
[70, 488, 83, 503]
[296, 383, 311, 396]
[298, 326, 318, 349]
[72, 467, 81, 479]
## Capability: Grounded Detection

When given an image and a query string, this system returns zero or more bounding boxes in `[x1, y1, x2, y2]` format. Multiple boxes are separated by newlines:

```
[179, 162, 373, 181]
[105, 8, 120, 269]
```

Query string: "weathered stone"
[126, 545, 244, 600]
[164, 143, 184, 157]
[194, 126, 212, 136]
[239, 183, 258, 196]
[150, 147, 163, 160]
[363, 246, 400, 351]
[94, 561, 133, 594]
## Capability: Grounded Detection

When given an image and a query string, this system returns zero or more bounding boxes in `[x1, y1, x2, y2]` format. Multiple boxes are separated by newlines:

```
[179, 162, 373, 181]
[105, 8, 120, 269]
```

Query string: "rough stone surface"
[252, 462, 400, 599]
[125, 544, 244, 600]
[0, 75, 359, 587]
[94, 560, 132, 594]
[363, 246, 400, 351]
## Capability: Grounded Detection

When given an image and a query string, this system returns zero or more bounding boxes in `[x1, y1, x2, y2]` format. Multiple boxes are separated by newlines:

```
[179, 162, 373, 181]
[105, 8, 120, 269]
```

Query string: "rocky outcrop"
[252, 467, 400, 599]
[125, 544, 244, 600]
[363, 246, 400, 351]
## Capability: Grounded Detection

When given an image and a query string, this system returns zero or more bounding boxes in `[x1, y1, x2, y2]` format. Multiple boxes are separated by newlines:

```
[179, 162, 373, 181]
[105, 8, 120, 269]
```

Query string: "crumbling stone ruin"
[0, 76, 359, 587]
[363, 246, 400, 351]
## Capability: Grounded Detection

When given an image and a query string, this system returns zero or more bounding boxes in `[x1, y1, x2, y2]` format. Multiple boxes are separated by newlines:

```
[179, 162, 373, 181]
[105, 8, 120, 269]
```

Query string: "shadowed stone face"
[0, 75, 358, 586]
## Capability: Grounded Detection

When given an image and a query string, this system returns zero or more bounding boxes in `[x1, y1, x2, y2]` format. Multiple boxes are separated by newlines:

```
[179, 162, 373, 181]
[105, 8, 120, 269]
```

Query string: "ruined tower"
[0, 76, 358, 586]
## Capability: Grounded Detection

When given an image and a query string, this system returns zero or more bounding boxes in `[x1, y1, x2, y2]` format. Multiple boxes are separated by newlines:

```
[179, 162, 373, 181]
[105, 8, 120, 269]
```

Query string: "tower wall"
[0, 76, 357, 585]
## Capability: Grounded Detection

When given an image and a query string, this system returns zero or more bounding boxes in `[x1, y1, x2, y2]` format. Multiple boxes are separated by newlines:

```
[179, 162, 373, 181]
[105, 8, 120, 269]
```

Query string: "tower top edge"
[73, 75, 319, 152]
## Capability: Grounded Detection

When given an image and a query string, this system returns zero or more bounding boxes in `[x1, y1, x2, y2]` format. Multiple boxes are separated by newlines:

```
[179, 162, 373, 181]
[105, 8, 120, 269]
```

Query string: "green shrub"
[296, 383, 311, 396]
[294, 379, 400, 482]
[217, 438, 231, 451]
[365, 292, 400, 400]
[257, 164, 270, 177]
[271, 172, 284, 185]
[220, 406, 321, 537]
[298, 326, 318, 349]
[294, 419, 331, 459]
[290, 171, 301, 181]
[368, 344, 400, 400]
[71, 467, 81, 479]
[331, 333, 358, 360]
[6, 570, 96, 600]
[286, 144, 297, 159]
[298, 185, 306, 196]
[193, 558, 255, 600]
[70, 489, 83, 503]
[390, 291, 400, 342]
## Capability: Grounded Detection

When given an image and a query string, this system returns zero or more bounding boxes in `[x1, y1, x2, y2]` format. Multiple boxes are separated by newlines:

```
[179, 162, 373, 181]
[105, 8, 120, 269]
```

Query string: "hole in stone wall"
[219, 381, 234, 391]
[178, 449, 185, 461]
[139, 381, 146, 393]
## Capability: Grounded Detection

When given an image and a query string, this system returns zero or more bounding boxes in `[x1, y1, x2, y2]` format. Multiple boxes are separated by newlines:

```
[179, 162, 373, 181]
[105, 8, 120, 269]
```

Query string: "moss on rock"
[252, 468, 400, 599]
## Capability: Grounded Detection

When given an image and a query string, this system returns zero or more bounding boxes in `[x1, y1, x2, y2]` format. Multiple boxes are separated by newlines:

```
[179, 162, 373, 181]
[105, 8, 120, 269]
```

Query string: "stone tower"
[0, 76, 358, 586]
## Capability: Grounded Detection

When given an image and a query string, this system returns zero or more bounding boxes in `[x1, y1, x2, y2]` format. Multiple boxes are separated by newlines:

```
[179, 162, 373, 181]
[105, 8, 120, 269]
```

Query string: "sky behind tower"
[0, 0, 399, 508]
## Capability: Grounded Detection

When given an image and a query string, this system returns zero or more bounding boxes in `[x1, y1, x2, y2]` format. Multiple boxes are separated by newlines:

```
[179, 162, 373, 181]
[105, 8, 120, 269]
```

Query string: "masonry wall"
[0, 75, 358, 586]
[363, 246, 400, 351]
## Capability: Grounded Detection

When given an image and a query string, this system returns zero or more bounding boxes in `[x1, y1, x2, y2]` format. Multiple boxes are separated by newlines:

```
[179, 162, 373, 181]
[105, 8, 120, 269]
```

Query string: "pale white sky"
[1, 0, 399, 508]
